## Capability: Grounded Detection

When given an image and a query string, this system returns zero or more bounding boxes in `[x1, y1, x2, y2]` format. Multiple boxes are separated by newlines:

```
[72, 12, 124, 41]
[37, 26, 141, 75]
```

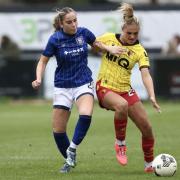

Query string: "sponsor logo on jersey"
[64, 47, 84, 55]
[106, 52, 129, 70]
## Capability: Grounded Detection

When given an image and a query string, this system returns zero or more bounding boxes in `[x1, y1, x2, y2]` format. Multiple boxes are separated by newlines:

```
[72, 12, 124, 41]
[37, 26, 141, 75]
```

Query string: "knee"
[52, 109, 69, 133]
[78, 109, 93, 116]
[52, 118, 67, 133]
[114, 101, 128, 114]
[78, 105, 93, 116]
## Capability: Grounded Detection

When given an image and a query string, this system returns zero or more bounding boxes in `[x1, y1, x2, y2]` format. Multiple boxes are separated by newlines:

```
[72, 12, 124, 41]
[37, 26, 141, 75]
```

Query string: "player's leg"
[52, 87, 73, 173]
[66, 82, 94, 167]
[53, 108, 72, 173]
[74, 94, 94, 145]
[52, 108, 71, 159]
[128, 101, 154, 172]
[101, 91, 128, 165]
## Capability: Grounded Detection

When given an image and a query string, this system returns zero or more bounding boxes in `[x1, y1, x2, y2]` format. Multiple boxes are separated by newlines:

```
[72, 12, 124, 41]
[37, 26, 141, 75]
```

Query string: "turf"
[0, 100, 179, 180]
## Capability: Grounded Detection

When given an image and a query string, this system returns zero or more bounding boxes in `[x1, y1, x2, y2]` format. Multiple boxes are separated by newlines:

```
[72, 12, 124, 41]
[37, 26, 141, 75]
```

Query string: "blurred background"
[0, 0, 180, 101]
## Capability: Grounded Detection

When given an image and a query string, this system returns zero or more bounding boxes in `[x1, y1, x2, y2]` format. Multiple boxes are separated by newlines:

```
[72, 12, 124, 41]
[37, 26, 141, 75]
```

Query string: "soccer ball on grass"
[152, 153, 177, 176]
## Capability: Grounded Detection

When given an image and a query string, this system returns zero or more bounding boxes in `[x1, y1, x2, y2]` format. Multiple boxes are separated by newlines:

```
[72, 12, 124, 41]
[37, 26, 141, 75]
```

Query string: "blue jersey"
[42, 27, 96, 88]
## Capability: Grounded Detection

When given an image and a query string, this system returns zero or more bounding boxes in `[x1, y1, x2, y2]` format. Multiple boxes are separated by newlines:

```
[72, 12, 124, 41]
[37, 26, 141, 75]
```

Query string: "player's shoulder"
[75, 27, 95, 38]
[133, 41, 146, 51]
[97, 32, 116, 41]
[50, 31, 64, 41]
[132, 42, 148, 58]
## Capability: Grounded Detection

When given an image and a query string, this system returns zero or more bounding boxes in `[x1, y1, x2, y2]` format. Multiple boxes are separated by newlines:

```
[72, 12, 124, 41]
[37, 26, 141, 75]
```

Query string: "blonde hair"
[119, 3, 139, 29]
[53, 7, 75, 31]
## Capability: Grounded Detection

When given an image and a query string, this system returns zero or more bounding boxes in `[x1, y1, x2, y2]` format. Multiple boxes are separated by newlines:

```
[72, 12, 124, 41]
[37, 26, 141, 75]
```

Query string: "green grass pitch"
[0, 100, 179, 180]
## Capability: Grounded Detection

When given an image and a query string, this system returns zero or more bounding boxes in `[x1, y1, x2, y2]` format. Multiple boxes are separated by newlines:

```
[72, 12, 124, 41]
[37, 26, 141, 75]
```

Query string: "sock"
[116, 139, 126, 146]
[114, 118, 127, 142]
[69, 141, 78, 149]
[53, 132, 70, 159]
[145, 161, 152, 168]
[142, 137, 154, 163]
[72, 115, 92, 146]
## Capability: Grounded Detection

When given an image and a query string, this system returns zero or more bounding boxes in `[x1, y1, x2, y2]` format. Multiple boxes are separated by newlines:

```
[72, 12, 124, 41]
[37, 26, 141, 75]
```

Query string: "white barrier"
[0, 11, 180, 50]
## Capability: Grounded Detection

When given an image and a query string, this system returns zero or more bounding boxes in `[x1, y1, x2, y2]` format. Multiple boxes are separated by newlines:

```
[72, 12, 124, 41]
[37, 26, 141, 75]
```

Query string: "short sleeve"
[83, 28, 96, 45]
[42, 35, 56, 57]
[138, 48, 150, 69]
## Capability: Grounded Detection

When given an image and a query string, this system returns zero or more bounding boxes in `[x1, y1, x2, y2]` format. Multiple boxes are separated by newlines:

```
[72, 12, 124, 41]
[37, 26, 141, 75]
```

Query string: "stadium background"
[0, 1, 180, 180]
[0, 0, 180, 99]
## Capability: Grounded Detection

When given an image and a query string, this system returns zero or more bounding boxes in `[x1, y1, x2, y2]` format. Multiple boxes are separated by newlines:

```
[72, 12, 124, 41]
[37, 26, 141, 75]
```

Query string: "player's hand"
[150, 96, 161, 113]
[109, 46, 128, 56]
[32, 80, 41, 90]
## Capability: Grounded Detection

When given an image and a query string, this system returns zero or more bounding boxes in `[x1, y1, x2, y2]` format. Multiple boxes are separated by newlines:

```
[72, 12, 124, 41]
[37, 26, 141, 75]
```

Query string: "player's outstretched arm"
[141, 68, 161, 113]
[32, 55, 49, 90]
[92, 40, 127, 56]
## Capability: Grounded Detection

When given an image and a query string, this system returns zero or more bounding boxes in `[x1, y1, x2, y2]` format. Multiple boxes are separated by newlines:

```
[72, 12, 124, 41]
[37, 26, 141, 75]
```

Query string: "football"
[152, 153, 177, 176]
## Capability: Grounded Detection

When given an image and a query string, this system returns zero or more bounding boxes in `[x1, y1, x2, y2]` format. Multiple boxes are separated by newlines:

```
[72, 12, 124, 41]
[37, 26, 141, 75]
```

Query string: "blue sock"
[53, 132, 70, 159]
[72, 115, 92, 145]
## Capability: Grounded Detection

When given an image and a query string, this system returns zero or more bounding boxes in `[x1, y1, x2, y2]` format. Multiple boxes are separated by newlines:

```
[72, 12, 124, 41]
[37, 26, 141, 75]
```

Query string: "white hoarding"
[0, 11, 180, 50]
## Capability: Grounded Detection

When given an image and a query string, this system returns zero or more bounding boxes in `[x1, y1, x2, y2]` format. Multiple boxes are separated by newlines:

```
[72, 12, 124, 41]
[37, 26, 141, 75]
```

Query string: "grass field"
[0, 99, 179, 180]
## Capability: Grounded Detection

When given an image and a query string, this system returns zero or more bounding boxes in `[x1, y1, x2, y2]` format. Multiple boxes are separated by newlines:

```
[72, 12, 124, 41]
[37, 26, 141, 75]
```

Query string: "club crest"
[76, 36, 84, 45]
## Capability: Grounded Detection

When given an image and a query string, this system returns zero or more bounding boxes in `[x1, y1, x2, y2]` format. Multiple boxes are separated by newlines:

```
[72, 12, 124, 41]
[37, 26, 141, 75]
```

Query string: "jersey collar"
[115, 34, 139, 46]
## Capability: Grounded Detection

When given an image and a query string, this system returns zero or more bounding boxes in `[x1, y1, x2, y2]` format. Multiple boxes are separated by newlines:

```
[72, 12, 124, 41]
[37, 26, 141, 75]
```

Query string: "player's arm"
[140, 67, 161, 113]
[92, 40, 127, 56]
[32, 55, 49, 90]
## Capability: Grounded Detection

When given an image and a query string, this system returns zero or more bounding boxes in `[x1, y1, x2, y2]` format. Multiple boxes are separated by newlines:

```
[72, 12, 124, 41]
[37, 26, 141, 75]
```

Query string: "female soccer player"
[32, 7, 122, 173]
[96, 3, 161, 173]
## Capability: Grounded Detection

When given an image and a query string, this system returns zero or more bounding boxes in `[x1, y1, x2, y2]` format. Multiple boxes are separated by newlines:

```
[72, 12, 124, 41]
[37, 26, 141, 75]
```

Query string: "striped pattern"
[43, 27, 96, 88]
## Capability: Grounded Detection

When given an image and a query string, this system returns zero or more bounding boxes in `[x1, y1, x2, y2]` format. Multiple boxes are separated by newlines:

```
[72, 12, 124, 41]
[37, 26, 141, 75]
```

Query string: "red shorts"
[96, 80, 140, 109]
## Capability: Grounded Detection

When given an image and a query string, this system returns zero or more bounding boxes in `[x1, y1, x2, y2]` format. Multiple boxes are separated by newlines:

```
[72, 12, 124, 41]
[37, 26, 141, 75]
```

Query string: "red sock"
[114, 119, 127, 141]
[142, 137, 154, 162]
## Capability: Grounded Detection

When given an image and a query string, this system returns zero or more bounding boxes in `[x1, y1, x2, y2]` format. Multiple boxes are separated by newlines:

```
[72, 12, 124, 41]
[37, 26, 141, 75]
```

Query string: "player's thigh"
[52, 108, 71, 132]
[76, 94, 94, 115]
[102, 91, 128, 111]
[128, 101, 151, 131]
[52, 87, 72, 132]
[74, 82, 95, 115]
[53, 87, 73, 110]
